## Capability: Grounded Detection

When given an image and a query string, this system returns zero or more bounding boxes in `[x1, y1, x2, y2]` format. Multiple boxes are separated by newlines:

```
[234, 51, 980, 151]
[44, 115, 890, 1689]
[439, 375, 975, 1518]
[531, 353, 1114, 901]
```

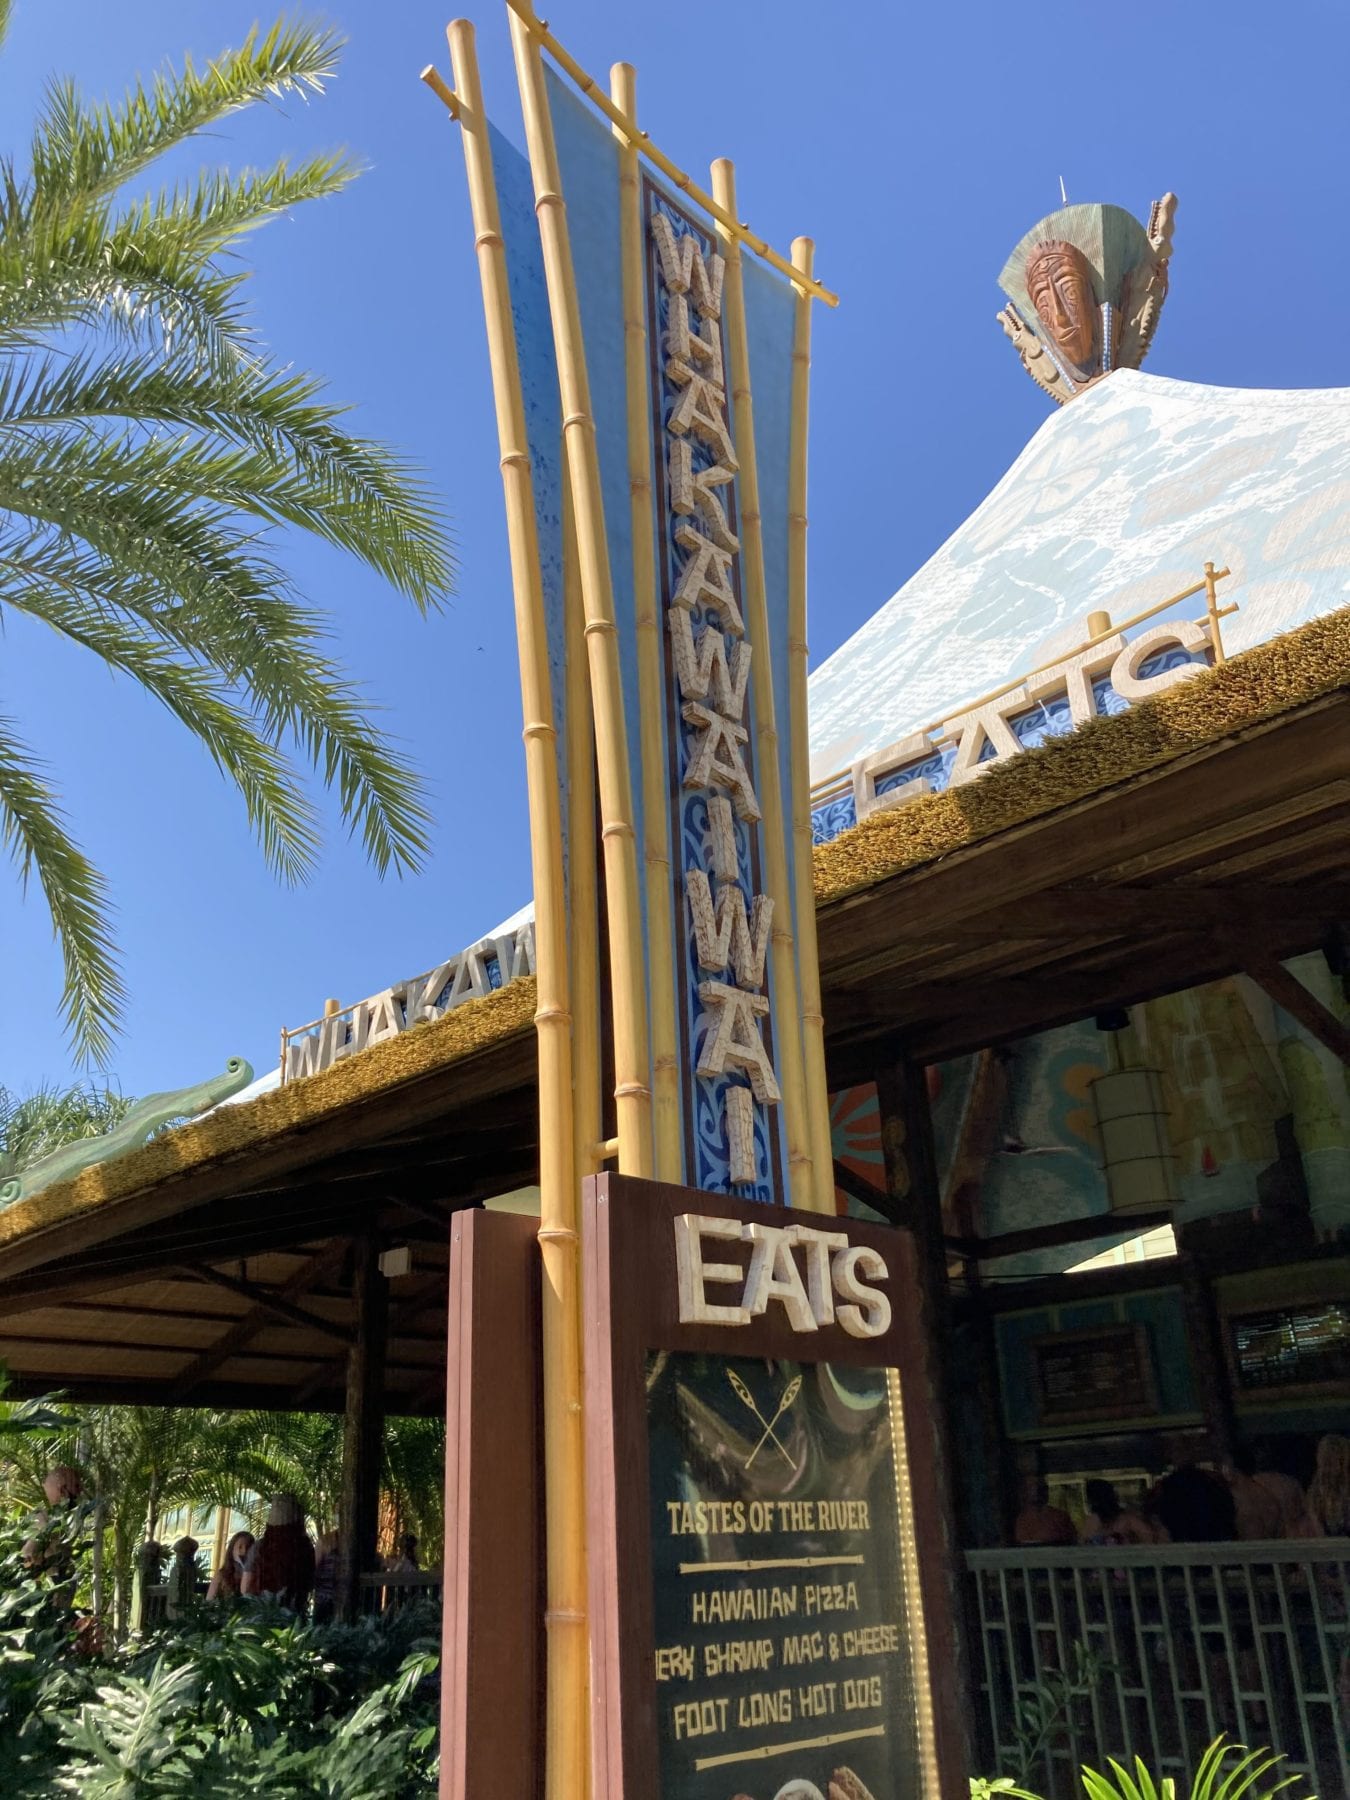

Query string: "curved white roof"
[808, 369, 1350, 780]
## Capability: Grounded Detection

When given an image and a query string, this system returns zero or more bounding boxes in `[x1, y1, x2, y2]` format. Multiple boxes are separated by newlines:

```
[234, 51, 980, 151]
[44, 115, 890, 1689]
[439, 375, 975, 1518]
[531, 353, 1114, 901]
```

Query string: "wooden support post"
[873, 1059, 971, 1784]
[1180, 1255, 1235, 1466]
[337, 1234, 388, 1621]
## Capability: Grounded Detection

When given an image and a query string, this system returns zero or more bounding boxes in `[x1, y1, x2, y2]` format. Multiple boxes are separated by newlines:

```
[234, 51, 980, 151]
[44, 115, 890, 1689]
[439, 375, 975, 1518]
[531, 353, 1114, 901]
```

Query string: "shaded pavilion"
[0, 607, 1344, 1659]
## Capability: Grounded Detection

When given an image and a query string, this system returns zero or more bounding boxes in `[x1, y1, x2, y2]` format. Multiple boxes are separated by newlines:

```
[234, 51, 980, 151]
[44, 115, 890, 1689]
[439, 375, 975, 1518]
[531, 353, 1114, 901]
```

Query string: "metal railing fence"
[965, 1541, 1348, 1798]
[356, 1567, 444, 1614]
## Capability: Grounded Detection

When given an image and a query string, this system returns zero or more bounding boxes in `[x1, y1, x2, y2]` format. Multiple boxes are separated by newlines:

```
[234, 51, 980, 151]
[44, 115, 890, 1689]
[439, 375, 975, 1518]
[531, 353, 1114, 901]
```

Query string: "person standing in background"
[312, 1529, 340, 1624]
[1252, 1437, 1308, 1535]
[1302, 1434, 1350, 1538]
[241, 1496, 315, 1614]
[1013, 1476, 1076, 1546]
[1080, 1478, 1157, 1545]
[207, 1530, 255, 1601]
[1226, 1444, 1285, 1540]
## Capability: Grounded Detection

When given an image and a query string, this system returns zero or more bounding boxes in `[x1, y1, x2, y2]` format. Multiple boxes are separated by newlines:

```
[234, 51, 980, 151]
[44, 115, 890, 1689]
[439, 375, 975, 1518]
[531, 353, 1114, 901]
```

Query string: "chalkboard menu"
[1031, 1324, 1156, 1426]
[647, 1351, 919, 1800]
[583, 1177, 960, 1800]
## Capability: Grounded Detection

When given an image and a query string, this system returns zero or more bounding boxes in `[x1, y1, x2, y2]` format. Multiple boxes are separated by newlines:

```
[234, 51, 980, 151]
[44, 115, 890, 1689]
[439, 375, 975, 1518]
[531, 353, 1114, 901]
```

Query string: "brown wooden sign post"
[440, 1209, 544, 1800]
[584, 1174, 964, 1800]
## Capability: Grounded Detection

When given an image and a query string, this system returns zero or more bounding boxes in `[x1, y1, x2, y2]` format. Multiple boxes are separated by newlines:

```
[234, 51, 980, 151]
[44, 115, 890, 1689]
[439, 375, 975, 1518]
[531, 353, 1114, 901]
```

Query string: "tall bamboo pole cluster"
[429, 12, 835, 1792]
[787, 236, 837, 1209]
[612, 63, 682, 1183]
[439, 25, 590, 1800]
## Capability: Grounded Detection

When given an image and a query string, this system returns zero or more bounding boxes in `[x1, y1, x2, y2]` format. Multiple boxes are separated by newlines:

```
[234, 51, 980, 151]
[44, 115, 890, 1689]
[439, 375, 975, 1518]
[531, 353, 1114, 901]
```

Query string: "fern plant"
[971, 1735, 1315, 1800]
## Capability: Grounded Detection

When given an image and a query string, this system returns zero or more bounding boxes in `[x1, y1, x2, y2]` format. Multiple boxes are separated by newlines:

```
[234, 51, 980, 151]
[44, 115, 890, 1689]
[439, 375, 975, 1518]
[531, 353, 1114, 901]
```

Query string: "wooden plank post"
[440, 1209, 543, 1800]
[337, 1233, 388, 1621]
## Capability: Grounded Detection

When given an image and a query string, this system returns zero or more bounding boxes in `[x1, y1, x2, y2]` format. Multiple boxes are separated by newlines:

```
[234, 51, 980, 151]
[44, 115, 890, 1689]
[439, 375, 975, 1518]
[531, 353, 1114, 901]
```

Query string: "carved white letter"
[674, 1214, 750, 1325]
[789, 1224, 849, 1326]
[696, 981, 781, 1102]
[1109, 621, 1211, 702]
[831, 1245, 892, 1339]
[742, 1224, 816, 1331]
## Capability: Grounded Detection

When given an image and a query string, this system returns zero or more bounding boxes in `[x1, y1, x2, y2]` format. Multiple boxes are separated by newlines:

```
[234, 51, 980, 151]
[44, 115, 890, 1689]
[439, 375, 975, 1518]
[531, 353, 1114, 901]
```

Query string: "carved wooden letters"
[655, 208, 780, 1185]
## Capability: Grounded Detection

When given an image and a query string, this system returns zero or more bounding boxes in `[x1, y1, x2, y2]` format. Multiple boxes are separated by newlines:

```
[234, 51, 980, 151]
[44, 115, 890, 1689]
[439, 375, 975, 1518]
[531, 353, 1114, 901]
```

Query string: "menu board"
[1031, 1324, 1155, 1426]
[646, 1349, 920, 1800]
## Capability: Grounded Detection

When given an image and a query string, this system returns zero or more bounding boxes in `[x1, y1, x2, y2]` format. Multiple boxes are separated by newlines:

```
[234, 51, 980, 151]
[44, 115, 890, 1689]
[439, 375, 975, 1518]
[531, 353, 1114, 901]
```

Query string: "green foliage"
[1009, 1641, 1114, 1787]
[0, 1080, 134, 1181]
[0, 14, 453, 1061]
[0, 1516, 98, 1793]
[0, 1516, 440, 1797]
[971, 1736, 1314, 1800]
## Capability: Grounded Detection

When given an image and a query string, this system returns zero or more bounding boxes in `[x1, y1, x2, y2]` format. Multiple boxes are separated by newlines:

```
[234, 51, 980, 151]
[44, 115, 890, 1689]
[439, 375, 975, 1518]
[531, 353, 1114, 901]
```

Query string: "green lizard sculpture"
[0, 1058, 255, 1209]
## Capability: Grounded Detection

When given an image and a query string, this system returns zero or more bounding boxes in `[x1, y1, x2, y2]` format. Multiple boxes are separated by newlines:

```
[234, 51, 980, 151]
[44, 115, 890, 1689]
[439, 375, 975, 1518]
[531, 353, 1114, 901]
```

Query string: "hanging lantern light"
[1088, 1066, 1180, 1214]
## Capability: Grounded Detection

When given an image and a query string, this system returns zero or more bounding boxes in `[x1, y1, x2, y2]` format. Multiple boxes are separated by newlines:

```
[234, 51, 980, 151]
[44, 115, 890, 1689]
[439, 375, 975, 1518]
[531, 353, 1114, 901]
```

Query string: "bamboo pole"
[509, 7, 653, 1181]
[711, 158, 816, 1208]
[1204, 559, 1227, 663]
[612, 62, 681, 1183]
[502, 0, 838, 307]
[786, 235, 836, 1212]
[439, 26, 587, 1800]
[563, 478, 602, 1188]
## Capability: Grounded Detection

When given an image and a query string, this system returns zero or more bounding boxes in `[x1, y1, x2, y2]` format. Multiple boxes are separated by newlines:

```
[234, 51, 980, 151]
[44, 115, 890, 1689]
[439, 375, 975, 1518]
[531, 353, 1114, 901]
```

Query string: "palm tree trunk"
[113, 1511, 129, 1642]
[90, 1492, 106, 1633]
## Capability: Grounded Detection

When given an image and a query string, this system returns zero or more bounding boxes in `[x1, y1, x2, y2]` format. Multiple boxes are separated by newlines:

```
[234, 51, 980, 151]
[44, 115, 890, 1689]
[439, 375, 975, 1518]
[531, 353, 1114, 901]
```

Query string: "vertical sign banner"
[506, 28, 833, 1209]
[560, 62, 821, 1205]
[442, 15, 856, 1799]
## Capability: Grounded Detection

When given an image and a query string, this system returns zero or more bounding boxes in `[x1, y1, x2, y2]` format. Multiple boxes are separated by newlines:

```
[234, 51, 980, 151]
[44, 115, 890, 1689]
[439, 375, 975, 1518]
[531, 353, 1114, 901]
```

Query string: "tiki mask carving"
[1025, 238, 1098, 370]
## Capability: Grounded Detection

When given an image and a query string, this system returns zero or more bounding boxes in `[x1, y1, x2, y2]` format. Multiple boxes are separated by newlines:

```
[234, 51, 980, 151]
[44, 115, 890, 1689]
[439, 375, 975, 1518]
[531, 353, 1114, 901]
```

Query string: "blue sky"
[0, 0, 1346, 1097]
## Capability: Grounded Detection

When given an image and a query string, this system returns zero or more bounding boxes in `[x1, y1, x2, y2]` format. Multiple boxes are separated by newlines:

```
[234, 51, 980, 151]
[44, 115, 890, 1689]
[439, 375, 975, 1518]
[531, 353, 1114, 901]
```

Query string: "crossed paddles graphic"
[726, 1369, 802, 1470]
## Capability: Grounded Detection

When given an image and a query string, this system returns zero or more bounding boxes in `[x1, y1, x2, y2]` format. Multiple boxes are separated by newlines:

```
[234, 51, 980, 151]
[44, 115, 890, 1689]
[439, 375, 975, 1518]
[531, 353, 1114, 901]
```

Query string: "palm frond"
[0, 718, 122, 1062]
[0, 14, 454, 1053]
[0, 1080, 134, 1176]
[6, 568, 322, 882]
[0, 351, 454, 608]
[30, 19, 344, 205]
[0, 499, 434, 877]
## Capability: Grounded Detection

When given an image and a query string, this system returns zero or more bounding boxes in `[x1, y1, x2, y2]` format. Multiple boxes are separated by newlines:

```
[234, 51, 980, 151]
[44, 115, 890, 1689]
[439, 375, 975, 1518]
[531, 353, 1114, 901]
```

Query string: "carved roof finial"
[997, 194, 1177, 405]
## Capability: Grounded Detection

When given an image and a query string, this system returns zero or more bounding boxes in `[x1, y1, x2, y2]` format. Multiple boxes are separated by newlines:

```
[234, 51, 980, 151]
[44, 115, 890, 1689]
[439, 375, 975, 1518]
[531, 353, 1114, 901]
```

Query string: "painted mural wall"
[829, 950, 1350, 1274]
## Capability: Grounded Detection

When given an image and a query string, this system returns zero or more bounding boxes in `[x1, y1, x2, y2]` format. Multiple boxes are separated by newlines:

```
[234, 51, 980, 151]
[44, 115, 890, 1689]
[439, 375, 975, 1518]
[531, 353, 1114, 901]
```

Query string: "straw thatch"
[0, 974, 538, 1250]
[814, 605, 1350, 906]
[6, 607, 1347, 1256]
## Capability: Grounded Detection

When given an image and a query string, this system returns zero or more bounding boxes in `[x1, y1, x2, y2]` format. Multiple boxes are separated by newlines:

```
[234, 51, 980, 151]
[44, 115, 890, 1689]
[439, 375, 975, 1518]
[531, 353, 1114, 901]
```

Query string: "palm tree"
[0, 1080, 134, 1179]
[0, 10, 453, 1060]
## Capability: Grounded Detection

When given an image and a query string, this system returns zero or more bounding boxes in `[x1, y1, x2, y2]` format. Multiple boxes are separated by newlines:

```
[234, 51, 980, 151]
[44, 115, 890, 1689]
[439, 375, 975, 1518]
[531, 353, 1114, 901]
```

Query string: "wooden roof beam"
[832, 880, 1350, 944]
[179, 1263, 354, 1346]
[168, 1241, 348, 1402]
[292, 1268, 447, 1406]
[1244, 953, 1350, 1067]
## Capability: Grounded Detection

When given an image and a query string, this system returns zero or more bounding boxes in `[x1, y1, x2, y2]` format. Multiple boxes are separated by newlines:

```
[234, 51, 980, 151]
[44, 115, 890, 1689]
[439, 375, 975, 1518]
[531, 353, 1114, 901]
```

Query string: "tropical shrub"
[971, 1734, 1314, 1799]
[0, 1511, 440, 1797]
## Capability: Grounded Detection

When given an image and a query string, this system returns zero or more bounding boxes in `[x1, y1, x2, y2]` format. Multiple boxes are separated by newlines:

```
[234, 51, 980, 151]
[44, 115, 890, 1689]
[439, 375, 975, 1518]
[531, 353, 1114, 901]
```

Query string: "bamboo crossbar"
[808, 565, 1236, 805]
[501, 0, 838, 307]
